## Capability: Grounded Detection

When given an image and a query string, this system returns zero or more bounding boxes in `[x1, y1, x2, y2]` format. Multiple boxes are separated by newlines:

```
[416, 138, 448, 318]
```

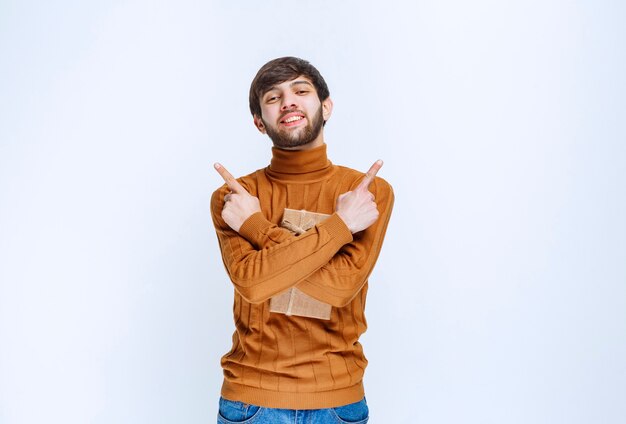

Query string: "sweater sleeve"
[210, 184, 354, 304]
[298, 179, 394, 306]
[229, 177, 395, 307]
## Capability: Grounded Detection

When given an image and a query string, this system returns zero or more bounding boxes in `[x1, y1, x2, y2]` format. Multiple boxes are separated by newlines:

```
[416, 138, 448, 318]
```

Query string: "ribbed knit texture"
[210, 144, 394, 409]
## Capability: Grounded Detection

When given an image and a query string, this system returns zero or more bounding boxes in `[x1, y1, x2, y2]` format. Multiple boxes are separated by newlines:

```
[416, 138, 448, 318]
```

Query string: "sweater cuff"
[318, 213, 353, 245]
[238, 212, 274, 245]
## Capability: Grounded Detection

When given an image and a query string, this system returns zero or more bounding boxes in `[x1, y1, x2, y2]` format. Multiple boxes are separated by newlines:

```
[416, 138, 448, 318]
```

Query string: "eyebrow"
[289, 80, 314, 88]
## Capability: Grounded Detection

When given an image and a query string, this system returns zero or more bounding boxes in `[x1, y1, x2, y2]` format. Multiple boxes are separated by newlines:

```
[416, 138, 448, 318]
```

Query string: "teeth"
[284, 116, 303, 123]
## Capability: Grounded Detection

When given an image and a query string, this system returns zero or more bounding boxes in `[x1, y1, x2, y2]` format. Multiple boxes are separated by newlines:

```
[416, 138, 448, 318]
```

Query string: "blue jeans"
[217, 396, 369, 424]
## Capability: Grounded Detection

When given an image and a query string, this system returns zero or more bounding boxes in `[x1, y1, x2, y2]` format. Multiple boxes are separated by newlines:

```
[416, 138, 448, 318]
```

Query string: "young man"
[211, 57, 394, 423]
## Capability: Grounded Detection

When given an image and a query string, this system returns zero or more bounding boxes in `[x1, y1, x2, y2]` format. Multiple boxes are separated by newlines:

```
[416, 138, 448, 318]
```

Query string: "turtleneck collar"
[265, 143, 335, 182]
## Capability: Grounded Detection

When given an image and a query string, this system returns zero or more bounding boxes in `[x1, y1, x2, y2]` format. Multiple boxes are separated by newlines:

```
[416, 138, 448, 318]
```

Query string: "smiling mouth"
[280, 112, 306, 126]
[283, 116, 304, 123]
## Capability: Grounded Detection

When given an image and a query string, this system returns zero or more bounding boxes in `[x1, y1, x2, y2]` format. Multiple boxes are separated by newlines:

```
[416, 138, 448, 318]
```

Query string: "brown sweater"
[210, 144, 394, 409]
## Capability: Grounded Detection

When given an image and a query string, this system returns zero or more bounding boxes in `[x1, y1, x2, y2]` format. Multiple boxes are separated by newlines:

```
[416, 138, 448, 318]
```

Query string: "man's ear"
[253, 115, 266, 134]
[322, 97, 334, 122]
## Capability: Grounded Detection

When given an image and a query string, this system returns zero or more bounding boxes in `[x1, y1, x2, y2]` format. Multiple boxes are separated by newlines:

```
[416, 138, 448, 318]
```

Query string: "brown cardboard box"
[269, 209, 333, 320]
[279, 208, 332, 235]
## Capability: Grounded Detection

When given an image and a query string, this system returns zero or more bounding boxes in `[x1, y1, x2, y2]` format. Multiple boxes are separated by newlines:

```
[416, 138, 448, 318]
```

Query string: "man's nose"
[280, 93, 297, 111]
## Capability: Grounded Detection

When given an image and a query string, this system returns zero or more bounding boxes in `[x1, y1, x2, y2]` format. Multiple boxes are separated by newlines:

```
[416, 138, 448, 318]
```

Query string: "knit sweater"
[210, 143, 394, 409]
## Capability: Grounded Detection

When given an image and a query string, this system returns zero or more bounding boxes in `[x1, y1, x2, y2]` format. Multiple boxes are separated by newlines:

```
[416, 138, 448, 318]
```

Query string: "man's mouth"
[280, 113, 306, 127]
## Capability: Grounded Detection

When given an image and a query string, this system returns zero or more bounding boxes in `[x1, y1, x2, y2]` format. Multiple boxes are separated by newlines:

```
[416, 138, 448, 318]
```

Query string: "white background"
[1, 1, 625, 423]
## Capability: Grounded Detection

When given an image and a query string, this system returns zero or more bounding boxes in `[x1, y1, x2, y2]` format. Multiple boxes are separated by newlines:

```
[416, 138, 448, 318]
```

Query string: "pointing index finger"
[357, 159, 383, 191]
[214, 163, 245, 193]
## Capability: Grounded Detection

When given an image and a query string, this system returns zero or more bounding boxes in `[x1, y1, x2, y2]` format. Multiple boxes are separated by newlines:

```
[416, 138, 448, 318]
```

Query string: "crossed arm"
[211, 161, 394, 307]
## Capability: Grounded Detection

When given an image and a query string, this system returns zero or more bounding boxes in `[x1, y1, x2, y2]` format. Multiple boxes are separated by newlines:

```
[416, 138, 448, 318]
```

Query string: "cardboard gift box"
[269, 208, 333, 320]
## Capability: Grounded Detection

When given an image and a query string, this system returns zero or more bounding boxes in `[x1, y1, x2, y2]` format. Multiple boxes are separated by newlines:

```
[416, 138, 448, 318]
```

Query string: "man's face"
[254, 77, 332, 149]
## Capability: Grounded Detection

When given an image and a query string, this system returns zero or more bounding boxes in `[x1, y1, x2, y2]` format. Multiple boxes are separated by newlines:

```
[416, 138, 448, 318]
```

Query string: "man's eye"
[296, 90, 309, 95]
[266, 96, 279, 103]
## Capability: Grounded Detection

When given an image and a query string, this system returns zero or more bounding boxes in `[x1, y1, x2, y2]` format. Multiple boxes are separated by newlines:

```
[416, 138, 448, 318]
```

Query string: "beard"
[262, 105, 324, 149]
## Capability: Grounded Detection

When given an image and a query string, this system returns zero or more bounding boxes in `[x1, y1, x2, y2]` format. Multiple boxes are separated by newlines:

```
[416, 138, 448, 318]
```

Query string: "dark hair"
[249, 57, 330, 117]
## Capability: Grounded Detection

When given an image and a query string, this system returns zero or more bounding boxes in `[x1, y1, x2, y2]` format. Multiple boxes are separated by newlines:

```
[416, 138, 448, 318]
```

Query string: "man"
[211, 57, 394, 423]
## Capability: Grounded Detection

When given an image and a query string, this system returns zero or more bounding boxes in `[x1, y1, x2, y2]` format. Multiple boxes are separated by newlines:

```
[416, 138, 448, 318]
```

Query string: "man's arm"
[298, 177, 393, 306]
[211, 161, 391, 306]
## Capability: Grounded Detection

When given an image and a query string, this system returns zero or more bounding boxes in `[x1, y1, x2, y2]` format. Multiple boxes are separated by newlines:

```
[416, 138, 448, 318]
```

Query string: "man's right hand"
[214, 163, 261, 233]
[335, 160, 383, 234]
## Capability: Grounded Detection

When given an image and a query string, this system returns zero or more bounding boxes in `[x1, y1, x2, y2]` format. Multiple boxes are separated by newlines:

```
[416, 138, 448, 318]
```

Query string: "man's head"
[249, 57, 333, 149]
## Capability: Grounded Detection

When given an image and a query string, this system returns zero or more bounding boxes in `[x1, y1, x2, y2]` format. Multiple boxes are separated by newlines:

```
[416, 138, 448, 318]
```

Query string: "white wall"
[1, 1, 624, 423]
